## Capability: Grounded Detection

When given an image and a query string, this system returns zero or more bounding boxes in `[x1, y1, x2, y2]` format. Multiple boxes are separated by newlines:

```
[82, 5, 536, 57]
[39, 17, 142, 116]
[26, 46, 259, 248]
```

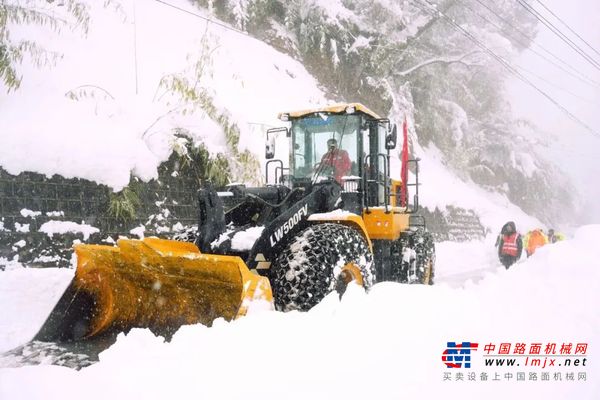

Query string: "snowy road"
[1, 228, 599, 400]
[0, 238, 499, 354]
[434, 237, 506, 287]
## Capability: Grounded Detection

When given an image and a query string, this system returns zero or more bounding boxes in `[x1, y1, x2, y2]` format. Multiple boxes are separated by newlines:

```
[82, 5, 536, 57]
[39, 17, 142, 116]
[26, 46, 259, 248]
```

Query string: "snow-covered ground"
[1, 226, 599, 399]
[434, 235, 503, 288]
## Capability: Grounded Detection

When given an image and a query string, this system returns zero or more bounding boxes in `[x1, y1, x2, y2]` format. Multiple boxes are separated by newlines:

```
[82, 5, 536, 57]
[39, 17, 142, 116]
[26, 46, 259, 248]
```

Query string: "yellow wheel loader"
[31, 103, 435, 348]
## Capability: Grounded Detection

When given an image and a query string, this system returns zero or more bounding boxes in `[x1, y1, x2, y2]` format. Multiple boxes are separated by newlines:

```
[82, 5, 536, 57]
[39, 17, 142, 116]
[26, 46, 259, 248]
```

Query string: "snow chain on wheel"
[414, 228, 436, 285]
[407, 228, 435, 285]
[270, 223, 374, 312]
[392, 227, 436, 285]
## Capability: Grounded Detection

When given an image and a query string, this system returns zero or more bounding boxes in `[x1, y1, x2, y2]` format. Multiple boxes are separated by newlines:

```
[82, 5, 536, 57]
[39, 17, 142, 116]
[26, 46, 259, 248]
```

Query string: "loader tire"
[392, 228, 435, 285]
[270, 223, 373, 312]
[415, 228, 436, 285]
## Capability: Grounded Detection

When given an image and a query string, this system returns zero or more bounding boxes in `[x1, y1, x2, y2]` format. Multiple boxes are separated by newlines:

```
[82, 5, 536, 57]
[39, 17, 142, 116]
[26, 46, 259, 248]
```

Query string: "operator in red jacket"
[319, 138, 351, 184]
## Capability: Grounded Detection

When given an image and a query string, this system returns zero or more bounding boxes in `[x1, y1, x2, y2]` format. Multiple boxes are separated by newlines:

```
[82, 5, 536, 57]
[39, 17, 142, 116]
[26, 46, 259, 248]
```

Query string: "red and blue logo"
[442, 342, 479, 368]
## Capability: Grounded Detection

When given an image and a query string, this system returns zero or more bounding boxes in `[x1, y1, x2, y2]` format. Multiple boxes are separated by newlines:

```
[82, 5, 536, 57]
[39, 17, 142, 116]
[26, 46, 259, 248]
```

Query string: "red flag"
[400, 116, 409, 207]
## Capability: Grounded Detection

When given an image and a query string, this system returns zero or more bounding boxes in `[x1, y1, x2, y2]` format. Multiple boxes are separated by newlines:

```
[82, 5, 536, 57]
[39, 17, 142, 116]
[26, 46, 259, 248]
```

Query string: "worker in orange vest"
[523, 229, 548, 257]
[497, 221, 523, 269]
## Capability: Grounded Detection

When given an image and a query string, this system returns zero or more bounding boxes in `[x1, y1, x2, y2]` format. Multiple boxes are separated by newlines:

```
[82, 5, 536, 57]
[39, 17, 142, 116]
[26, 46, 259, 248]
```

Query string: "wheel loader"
[32, 103, 435, 346]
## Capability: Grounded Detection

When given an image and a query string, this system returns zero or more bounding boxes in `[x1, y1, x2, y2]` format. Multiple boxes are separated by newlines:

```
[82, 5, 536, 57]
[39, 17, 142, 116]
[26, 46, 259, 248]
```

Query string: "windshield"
[291, 114, 360, 183]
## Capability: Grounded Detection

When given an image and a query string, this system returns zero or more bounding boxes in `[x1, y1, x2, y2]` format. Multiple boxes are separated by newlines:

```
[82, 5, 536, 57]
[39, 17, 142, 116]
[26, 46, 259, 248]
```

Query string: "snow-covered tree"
[0, 0, 92, 92]
[231, 0, 249, 30]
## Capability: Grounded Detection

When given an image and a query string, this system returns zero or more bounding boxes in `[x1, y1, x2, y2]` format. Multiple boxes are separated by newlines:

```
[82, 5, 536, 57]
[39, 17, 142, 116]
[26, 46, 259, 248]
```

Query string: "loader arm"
[244, 181, 343, 272]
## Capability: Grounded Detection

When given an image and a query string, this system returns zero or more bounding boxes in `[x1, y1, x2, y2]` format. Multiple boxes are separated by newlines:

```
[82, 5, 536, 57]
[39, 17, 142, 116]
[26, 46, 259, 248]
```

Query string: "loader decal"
[269, 204, 308, 247]
[255, 253, 272, 270]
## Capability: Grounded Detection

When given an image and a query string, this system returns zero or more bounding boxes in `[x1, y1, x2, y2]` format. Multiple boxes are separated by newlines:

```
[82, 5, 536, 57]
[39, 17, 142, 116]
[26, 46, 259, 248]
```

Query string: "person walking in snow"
[547, 228, 565, 244]
[523, 229, 548, 257]
[497, 221, 523, 269]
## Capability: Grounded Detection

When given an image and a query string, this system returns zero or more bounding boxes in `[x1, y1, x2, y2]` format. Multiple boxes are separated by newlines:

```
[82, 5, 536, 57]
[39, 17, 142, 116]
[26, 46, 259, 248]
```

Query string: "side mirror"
[385, 124, 397, 150]
[265, 127, 288, 159]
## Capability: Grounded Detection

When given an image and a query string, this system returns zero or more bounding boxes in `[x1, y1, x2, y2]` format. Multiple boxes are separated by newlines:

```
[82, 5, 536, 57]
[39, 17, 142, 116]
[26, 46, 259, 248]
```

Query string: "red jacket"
[320, 149, 351, 183]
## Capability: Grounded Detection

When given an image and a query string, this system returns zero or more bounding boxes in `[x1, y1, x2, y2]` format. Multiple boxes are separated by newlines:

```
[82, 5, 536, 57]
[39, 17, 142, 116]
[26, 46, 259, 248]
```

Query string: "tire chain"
[270, 223, 374, 311]
[413, 227, 436, 285]
[390, 227, 436, 284]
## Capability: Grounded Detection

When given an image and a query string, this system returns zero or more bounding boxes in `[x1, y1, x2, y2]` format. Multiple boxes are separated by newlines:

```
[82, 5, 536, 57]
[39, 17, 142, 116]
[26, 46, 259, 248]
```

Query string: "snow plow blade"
[34, 238, 272, 342]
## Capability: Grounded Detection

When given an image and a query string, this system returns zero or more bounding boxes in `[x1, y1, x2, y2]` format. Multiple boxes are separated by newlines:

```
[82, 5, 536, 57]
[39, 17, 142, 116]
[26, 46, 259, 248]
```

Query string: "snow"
[0, 257, 23, 271]
[230, 226, 265, 251]
[0, 268, 74, 353]
[38, 221, 100, 241]
[516, 152, 538, 178]
[308, 209, 358, 220]
[129, 225, 145, 239]
[12, 240, 26, 249]
[348, 35, 371, 54]
[20, 209, 42, 218]
[438, 99, 469, 143]
[0, 226, 599, 399]
[14, 223, 30, 233]
[32, 255, 62, 264]
[415, 142, 543, 233]
[0, 0, 325, 190]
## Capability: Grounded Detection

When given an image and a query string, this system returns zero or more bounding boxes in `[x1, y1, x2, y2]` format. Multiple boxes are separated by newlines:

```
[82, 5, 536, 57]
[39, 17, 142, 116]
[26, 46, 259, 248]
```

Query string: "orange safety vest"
[501, 233, 519, 257]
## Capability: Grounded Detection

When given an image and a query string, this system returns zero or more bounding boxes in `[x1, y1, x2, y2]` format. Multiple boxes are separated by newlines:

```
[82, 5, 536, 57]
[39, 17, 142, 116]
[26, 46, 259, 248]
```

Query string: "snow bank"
[0, 0, 325, 190]
[0, 268, 73, 353]
[38, 221, 99, 241]
[434, 235, 503, 287]
[416, 143, 543, 232]
[0, 226, 598, 399]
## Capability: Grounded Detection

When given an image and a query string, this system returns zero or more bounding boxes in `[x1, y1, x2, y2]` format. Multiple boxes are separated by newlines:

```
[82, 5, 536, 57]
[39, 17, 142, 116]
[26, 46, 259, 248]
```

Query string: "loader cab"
[278, 103, 398, 214]
[289, 113, 361, 186]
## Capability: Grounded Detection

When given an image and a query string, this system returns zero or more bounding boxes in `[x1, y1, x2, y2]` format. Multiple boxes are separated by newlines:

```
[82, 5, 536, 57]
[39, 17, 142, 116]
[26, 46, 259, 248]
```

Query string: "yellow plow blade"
[35, 238, 272, 341]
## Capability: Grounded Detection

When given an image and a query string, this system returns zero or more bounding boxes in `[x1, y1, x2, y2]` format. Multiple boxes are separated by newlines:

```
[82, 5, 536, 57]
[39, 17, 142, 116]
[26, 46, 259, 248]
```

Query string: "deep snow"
[1, 226, 599, 399]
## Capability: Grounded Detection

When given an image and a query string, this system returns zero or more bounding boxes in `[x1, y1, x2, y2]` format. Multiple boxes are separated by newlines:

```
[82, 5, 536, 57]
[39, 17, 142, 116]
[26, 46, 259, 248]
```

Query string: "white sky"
[506, 0, 600, 223]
